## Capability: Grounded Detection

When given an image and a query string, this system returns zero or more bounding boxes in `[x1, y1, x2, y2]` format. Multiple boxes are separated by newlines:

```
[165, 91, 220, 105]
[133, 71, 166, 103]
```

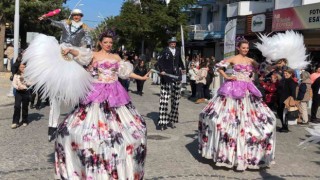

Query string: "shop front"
[272, 3, 320, 63]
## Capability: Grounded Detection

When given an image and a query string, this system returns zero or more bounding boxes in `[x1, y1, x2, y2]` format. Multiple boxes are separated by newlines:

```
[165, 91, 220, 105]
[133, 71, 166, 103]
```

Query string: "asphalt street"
[0, 72, 319, 179]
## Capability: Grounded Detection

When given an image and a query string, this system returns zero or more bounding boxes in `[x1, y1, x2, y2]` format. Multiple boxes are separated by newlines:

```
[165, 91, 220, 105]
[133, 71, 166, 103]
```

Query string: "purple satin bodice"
[83, 60, 130, 107]
[218, 64, 262, 99]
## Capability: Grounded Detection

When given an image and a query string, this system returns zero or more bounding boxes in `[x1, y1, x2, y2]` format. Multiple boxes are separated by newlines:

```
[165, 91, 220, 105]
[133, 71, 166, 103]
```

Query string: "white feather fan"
[22, 34, 93, 106]
[255, 30, 309, 69]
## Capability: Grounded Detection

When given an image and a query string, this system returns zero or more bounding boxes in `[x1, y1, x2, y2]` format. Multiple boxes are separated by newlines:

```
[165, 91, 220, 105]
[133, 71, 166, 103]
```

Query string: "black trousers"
[13, 90, 30, 124]
[203, 84, 211, 99]
[189, 80, 196, 97]
[311, 94, 320, 119]
[196, 83, 205, 99]
[277, 102, 285, 127]
[136, 80, 145, 93]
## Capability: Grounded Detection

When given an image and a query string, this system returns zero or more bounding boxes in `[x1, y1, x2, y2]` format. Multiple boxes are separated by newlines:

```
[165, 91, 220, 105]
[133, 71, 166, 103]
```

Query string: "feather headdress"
[255, 30, 309, 69]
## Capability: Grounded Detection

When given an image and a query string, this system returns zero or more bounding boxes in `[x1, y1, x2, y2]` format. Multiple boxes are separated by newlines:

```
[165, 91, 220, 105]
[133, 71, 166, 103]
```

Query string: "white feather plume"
[22, 34, 93, 106]
[255, 30, 309, 69]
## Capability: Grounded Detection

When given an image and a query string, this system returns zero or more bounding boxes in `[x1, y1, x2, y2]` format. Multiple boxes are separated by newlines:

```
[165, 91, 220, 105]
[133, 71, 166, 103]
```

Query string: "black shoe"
[168, 122, 176, 129]
[35, 105, 41, 110]
[159, 125, 167, 131]
[279, 127, 289, 133]
[48, 127, 57, 142]
[310, 118, 320, 123]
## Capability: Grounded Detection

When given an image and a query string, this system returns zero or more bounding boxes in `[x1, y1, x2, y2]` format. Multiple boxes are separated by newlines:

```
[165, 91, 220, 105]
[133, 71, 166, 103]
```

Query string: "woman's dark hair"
[138, 60, 146, 67]
[96, 29, 116, 51]
[15, 53, 23, 63]
[199, 60, 207, 69]
[16, 63, 26, 75]
[237, 39, 249, 48]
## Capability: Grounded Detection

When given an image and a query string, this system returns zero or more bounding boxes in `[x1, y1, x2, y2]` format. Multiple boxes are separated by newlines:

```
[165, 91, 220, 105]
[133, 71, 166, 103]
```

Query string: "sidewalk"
[0, 79, 319, 179]
[0, 72, 15, 107]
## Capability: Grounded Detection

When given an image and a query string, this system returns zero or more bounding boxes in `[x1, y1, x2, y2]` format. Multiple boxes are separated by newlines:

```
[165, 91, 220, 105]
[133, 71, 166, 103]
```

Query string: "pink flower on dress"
[71, 142, 79, 151]
[240, 129, 245, 136]
[252, 136, 257, 143]
[266, 143, 272, 151]
[126, 144, 134, 155]
[217, 124, 222, 131]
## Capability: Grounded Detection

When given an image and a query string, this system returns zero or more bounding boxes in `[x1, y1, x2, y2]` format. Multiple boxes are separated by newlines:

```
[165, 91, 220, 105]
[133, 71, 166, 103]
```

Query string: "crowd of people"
[5, 7, 320, 179]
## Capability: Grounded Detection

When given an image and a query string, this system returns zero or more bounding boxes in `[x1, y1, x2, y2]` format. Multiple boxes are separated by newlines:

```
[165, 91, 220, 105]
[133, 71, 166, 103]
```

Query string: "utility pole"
[13, 0, 20, 62]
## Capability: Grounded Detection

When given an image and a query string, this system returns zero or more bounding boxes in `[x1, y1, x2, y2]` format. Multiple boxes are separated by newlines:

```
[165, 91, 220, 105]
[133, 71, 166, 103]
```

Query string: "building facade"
[186, 0, 320, 63]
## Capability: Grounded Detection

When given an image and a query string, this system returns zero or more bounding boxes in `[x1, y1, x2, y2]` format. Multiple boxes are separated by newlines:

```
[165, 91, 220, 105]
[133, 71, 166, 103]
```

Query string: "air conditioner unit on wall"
[211, 5, 219, 12]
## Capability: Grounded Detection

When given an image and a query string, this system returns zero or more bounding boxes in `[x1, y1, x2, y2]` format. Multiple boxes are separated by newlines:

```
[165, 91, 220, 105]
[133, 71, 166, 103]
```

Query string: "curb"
[0, 72, 11, 79]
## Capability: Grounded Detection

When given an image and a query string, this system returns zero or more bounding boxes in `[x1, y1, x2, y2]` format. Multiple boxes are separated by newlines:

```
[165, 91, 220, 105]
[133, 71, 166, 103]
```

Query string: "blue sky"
[65, 0, 123, 28]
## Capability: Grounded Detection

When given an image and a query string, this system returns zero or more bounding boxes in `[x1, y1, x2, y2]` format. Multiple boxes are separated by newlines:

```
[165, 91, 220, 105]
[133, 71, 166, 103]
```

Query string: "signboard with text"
[272, 2, 320, 31]
[251, 14, 266, 32]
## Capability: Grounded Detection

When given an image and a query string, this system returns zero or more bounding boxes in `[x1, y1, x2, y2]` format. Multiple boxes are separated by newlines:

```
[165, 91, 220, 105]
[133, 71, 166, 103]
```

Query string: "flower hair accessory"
[235, 36, 248, 47]
[99, 28, 116, 40]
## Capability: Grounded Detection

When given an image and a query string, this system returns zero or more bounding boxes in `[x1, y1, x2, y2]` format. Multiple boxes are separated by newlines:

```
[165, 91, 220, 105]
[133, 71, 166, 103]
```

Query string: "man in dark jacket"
[157, 37, 185, 130]
[311, 76, 320, 123]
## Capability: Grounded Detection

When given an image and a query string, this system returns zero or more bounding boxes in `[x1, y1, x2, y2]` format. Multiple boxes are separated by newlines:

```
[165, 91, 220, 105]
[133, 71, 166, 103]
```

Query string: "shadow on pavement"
[47, 152, 55, 164]
[28, 113, 45, 124]
[152, 93, 160, 97]
[258, 171, 286, 180]
[145, 111, 161, 130]
[185, 131, 230, 171]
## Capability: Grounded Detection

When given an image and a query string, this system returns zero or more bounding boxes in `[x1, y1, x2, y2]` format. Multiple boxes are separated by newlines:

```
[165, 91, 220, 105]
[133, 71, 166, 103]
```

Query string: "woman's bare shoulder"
[112, 54, 122, 62]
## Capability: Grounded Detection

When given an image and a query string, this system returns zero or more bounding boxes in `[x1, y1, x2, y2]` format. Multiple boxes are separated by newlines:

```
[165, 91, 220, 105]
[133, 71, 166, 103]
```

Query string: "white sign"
[251, 14, 266, 32]
[26, 32, 40, 43]
[194, 32, 205, 40]
[224, 19, 237, 59]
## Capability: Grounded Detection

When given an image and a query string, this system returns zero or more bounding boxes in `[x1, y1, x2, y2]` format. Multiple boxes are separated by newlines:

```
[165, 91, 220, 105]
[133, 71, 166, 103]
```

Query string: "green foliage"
[94, 0, 195, 53]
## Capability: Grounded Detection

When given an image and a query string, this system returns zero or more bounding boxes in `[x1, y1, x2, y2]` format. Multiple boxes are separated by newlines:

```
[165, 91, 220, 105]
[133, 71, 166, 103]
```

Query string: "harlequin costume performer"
[38, 9, 93, 141]
[157, 37, 185, 130]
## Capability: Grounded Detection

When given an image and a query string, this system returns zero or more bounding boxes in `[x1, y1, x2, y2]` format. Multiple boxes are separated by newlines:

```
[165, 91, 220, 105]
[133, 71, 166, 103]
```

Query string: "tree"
[95, 0, 195, 58]
[0, 0, 69, 71]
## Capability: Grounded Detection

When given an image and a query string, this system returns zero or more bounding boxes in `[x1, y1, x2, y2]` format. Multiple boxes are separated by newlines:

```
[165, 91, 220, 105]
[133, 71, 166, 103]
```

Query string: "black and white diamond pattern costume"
[157, 45, 185, 128]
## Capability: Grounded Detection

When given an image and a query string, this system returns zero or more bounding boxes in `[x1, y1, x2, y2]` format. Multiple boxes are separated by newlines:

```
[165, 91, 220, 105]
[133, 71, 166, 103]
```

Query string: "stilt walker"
[37, 7, 93, 141]
[157, 37, 185, 130]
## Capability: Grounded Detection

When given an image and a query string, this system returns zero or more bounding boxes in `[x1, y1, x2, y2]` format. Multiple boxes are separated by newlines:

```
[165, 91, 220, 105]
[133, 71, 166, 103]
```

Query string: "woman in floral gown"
[54, 30, 148, 179]
[198, 40, 276, 171]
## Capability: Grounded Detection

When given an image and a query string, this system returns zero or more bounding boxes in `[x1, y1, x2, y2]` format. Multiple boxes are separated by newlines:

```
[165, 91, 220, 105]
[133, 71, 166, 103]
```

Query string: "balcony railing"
[227, 1, 274, 17]
[187, 21, 226, 40]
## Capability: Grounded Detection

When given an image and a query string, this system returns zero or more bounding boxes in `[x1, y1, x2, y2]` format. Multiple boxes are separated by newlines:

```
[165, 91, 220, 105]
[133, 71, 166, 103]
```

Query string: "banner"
[272, 2, 320, 31]
[180, 25, 186, 68]
[224, 19, 237, 59]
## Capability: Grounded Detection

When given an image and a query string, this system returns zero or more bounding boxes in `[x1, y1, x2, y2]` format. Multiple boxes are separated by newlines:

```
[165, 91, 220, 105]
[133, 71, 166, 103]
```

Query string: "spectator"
[276, 68, 297, 132]
[4, 43, 14, 71]
[188, 63, 198, 100]
[260, 72, 280, 110]
[195, 61, 208, 104]
[311, 76, 320, 123]
[203, 60, 215, 100]
[11, 63, 31, 129]
[296, 71, 312, 125]
[310, 65, 320, 84]
[119, 53, 132, 91]
[134, 60, 148, 96]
